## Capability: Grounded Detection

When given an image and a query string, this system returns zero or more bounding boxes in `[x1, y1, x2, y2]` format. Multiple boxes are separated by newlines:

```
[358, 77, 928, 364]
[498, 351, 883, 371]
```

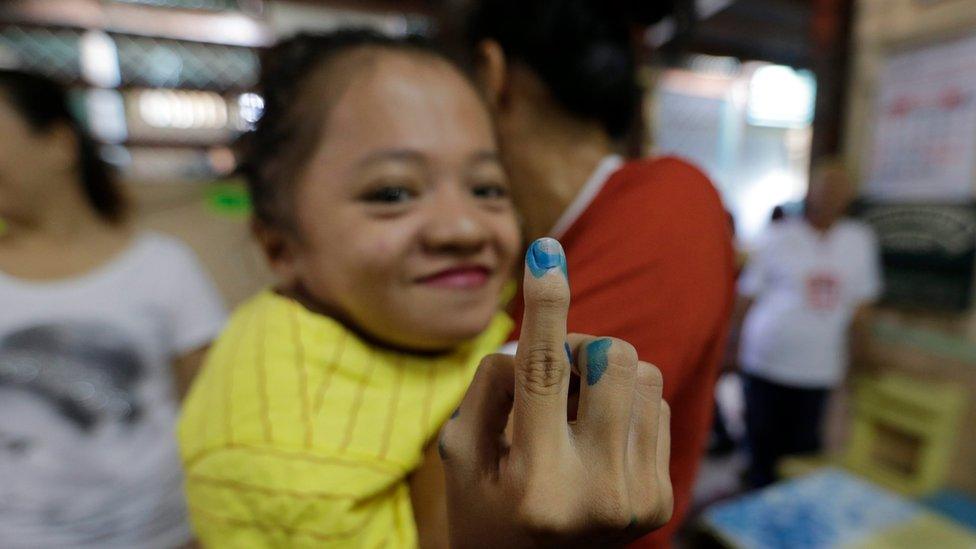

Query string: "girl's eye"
[472, 183, 509, 200]
[363, 185, 417, 204]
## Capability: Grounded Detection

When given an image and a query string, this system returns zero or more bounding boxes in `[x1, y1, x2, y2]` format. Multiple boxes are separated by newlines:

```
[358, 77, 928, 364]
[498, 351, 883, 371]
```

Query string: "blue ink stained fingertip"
[526, 237, 568, 278]
[585, 338, 613, 386]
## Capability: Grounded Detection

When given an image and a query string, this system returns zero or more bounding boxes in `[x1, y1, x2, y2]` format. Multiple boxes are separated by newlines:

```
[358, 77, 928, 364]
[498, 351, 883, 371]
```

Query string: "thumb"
[438, 354, 515, 473]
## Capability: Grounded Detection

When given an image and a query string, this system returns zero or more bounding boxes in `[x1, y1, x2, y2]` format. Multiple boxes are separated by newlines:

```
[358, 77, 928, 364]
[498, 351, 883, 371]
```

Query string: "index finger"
[513, 238, 572, 454]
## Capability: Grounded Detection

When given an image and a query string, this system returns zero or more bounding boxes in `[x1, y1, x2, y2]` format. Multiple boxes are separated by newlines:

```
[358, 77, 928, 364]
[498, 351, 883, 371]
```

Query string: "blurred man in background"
[733, 158, 882, 488]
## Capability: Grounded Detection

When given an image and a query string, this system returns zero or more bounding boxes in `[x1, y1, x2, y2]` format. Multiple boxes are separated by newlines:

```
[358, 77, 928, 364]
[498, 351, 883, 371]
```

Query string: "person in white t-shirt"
[0, 70, 226, 548]
[734, 158, 882, 488]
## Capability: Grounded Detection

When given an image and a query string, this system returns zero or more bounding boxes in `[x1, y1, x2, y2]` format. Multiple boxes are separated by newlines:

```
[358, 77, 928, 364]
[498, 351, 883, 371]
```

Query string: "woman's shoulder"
[603, 156, 723, 212]
[614, 156, 713, 187]
[585, 156, 725, 231]
[561, 155, 734, 284]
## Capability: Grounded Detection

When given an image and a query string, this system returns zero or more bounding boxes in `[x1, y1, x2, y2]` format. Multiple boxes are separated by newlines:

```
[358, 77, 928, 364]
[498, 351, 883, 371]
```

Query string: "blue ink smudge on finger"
[585, 338, 613, 386]
[525, 238, 568, 278]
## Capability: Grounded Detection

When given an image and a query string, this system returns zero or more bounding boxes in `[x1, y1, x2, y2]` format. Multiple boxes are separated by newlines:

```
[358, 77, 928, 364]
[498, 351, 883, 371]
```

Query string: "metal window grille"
[107, 0, 250, 12]
[113, 34, 259, 90]
[0, 26, 82, 80]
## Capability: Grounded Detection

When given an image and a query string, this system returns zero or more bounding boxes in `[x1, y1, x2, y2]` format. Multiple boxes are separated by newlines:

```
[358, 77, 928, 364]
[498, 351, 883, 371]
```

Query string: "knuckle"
[516, 493, 553, 525]
[437, 425, 456, 462]
[606, 339, 639, 367]
[436, 435, 453, 462]
[661, 490, 675, 523]
[653, 492, 675, 526]
[635, 362, 665, 400]
[597, 339, 638, 382]
[474, 353, 498, 379]
[518, 345, 567, 396]
[472, 353, 511, 395]
[638, 361, 664, 388]
[515, 476, 575, 535]
[640, 487, 674, 527]
[590, 489, 631, 530]
[516, 505, 571, 538]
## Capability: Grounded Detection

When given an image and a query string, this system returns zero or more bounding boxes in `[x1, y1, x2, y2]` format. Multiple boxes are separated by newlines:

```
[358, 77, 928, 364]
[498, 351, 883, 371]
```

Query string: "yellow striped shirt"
[179, 290, 512, 548]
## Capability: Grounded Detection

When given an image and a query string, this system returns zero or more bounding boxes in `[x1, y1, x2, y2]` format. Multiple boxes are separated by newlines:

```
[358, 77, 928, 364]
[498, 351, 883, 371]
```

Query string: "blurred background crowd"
[1, 0, 975, 548]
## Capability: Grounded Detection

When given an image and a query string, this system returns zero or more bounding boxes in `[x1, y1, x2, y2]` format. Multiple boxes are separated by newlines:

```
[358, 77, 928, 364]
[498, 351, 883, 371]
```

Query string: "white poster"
[865, 34, 976, 202]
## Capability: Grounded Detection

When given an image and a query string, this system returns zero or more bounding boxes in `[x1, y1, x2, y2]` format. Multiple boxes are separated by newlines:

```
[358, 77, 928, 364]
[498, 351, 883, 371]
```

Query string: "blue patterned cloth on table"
[703, 468, 919, 549]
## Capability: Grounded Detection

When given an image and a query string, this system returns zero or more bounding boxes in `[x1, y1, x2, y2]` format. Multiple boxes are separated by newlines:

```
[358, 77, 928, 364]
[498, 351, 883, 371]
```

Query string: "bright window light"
[747, 65, 816, 128]
[737, 170, 808, 242]
[86, 89, 128, 144]
[237, 92, 264, 130]
[137, 89, 228, 130]
[80, 31, 121, 88]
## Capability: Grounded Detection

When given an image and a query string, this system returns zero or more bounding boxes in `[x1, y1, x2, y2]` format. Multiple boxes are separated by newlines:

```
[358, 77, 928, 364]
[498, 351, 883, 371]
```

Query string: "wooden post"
[811, 0, 855, 159]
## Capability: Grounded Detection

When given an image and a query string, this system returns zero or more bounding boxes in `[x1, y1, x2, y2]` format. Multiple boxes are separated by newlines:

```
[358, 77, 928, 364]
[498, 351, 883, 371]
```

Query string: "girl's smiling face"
[267, 49, 520, 352]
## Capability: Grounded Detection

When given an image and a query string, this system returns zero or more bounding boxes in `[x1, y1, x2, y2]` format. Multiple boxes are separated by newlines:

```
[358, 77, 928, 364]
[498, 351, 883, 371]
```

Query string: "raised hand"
[439, 238, 672, 548]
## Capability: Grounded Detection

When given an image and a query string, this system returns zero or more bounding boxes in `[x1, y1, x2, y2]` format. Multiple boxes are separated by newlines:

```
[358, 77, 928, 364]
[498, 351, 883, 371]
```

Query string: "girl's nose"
[420, 188, 489, 254]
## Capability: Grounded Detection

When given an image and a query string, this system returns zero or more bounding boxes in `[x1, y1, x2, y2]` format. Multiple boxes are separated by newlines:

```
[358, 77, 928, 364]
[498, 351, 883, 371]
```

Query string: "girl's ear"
[474, 39, 508, 109]
[252, 218, 301, 290]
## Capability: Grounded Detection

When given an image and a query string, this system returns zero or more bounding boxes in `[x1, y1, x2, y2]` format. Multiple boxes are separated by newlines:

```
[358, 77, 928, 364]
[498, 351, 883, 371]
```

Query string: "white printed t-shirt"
[0, 232, 226, 548]
[738, 218, 882, 388]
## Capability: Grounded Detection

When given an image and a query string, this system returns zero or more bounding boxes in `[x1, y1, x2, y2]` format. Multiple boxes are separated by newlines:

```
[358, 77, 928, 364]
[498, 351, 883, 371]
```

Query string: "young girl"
[178, 31, 520, 547]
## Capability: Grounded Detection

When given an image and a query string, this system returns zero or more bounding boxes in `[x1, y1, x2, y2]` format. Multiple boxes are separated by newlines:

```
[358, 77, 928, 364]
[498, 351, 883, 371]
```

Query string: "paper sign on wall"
[865, 34, 976, 202]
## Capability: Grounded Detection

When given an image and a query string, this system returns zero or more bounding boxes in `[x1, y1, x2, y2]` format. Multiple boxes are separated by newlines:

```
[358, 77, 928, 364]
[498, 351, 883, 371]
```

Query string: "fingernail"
[526, 237, 568, 278]
[585, 338, 612, 386]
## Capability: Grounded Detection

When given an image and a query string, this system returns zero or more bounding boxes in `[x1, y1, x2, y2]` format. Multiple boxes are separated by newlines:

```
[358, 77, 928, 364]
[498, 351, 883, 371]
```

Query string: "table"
[702, 468, 976, 548]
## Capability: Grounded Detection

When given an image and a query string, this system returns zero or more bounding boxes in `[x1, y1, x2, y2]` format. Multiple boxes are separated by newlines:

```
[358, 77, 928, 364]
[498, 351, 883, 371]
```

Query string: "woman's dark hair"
[238, 30, 456, 232]
[0, 70, 125, 223]
[467, 0, 641, 140]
